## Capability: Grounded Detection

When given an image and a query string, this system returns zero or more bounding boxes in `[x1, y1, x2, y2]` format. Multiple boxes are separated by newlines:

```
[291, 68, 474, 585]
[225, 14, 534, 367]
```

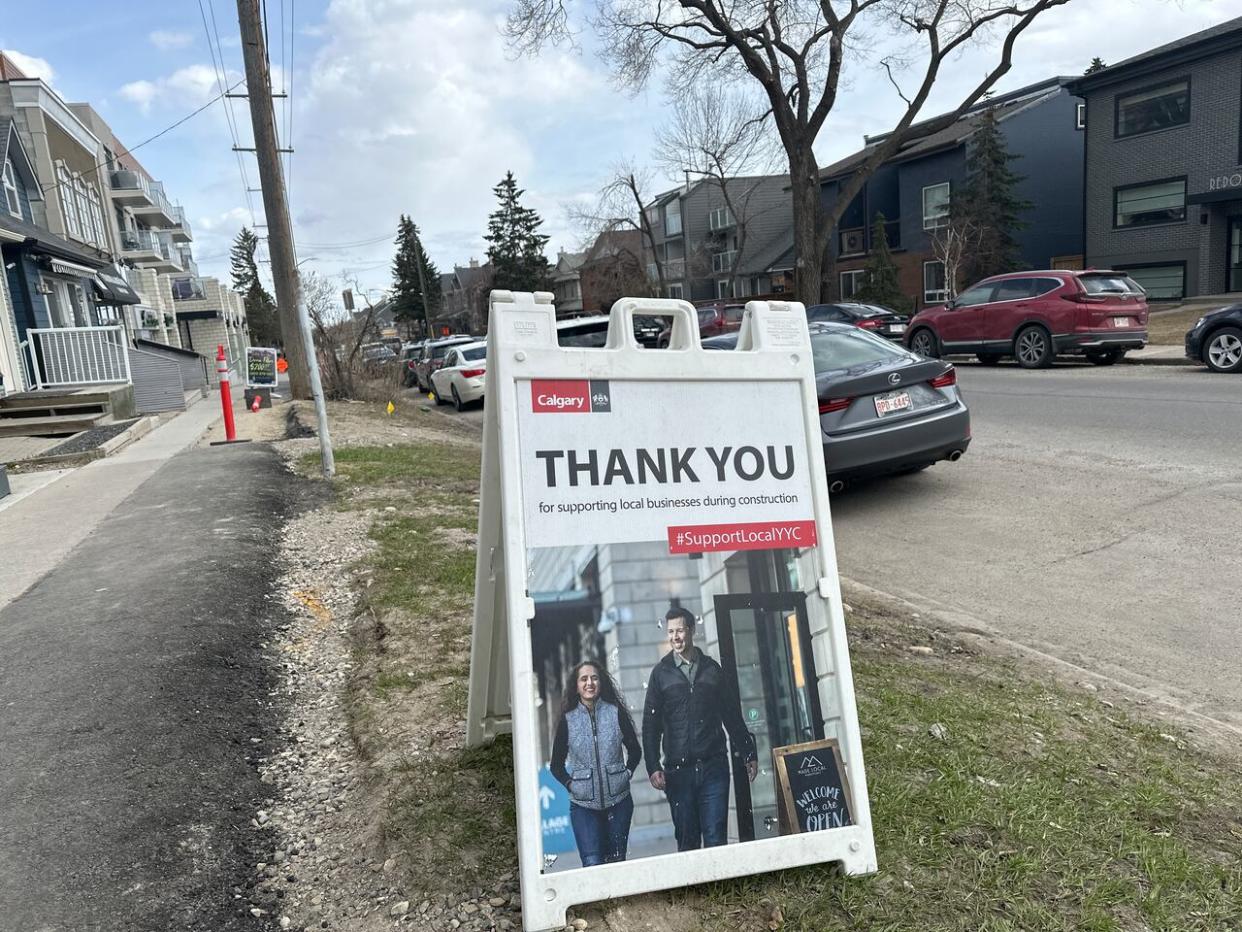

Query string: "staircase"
[0, 386, 134, 439]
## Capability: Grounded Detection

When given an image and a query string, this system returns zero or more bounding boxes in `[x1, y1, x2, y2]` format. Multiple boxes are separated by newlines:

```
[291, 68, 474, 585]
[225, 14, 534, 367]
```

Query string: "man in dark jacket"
[643, 607, 757, 851]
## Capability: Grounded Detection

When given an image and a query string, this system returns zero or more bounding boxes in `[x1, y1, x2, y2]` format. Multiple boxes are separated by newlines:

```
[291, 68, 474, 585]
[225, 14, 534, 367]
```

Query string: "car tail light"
[818, 396, 852, 414]
[928, 367, 956, 388]
[407, 360, 417, 370]
[856, 318, 883, 329]
[461, 367, 485, 378]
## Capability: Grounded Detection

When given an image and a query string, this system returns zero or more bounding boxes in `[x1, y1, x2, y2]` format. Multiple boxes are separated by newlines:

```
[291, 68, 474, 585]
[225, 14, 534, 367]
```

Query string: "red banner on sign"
[531, 379, 591, 413]
[667, 520, 818, 554]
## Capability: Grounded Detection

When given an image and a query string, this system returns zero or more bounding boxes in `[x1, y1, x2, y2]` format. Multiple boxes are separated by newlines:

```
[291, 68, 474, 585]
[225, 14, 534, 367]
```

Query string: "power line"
[38, 78, 246, 197]
[199, 0, 259, 229]
[299, 232, 395, 249]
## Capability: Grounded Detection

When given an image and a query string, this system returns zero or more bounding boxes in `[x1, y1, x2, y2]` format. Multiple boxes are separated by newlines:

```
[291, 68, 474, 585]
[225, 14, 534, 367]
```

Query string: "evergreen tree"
[484, 171, 549, 291]
[1084, 57, 1106, 74]
[391, 215, 441, 337]
[955, 108, 1031, 284]
[851, 213, 910, 313]
[229, 227, 281, 347]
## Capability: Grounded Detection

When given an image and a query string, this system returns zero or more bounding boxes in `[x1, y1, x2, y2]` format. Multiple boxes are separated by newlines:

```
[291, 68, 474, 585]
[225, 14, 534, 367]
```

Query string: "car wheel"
[910, 328, 939, 358]
[432, 384, 448, 405]
[977, 353, 1003, 366]
[1086, 349, 1122, 366]
[1014, 325, 1054, 369]
[452, 385, 465, 412]
[1205, 326, 1242, 373]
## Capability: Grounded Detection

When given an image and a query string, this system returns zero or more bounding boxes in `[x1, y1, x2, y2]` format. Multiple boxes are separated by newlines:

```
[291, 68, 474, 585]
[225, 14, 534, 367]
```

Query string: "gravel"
[42, 419, 137, 456]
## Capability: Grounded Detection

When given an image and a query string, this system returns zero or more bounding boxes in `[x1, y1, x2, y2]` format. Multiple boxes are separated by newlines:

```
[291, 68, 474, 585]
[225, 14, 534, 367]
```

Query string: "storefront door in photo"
[1228, 216, 1242, 291]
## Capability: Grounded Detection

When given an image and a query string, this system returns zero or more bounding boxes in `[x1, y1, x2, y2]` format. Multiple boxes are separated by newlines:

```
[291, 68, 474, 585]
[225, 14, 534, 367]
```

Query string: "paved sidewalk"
[1127, 343, 1194, 366]
[0, 394, 224, 611]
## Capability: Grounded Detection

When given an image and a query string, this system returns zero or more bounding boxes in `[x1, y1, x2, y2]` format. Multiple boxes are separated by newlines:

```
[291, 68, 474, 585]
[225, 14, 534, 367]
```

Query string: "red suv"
[656, 301, 745, 347]
[905, 270, 1149, 368]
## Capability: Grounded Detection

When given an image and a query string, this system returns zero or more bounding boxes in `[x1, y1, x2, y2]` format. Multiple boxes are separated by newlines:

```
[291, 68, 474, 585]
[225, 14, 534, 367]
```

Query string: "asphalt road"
[830, 361, 1242, 733]
[0, 443, 297, 932]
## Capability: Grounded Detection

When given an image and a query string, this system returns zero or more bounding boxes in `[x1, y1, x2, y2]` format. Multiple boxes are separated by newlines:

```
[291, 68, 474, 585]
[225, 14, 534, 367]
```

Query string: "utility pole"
[413, 227, 433, 340]
[236, 0, 335, 476]
[236, 0, 308, 400]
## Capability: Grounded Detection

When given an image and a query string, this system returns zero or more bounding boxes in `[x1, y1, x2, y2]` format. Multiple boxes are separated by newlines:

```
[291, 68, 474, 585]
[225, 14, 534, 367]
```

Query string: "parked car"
[556, 315, 612, 347]
[703, 323, 970, 487]
[360, 342, 398, 370]
[1184, 304, 1242, 373]
[807, 303, 909, 341]
[633, 314, 667, 347]
[430, 341, 487, 410]
[413, 335, 475, 391]
[905, 269, 1149, 368]
[657, 301, 746, 347]
[400, 341, 426, 387]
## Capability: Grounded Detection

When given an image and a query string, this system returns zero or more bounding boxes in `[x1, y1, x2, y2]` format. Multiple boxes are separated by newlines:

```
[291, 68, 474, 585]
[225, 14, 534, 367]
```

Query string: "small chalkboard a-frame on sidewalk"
[773, 739, 855, 835]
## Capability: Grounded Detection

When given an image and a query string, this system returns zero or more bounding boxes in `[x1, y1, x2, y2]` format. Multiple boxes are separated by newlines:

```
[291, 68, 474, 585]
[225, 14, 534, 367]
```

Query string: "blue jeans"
[664, 755, 731, 851]
[570, 794, 634, 867]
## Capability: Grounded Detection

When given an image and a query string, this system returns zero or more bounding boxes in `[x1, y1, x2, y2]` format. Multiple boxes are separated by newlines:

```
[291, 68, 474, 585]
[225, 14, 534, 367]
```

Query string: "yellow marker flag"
[386, 401, 395, 415]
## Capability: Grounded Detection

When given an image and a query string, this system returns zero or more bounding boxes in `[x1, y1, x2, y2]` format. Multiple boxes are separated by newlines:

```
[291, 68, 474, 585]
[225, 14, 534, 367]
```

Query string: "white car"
[429, 341, 487, 411]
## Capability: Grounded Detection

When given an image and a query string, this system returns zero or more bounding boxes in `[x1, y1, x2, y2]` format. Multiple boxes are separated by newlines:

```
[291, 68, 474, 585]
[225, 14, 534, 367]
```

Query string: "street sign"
[246, 346, 279, 388]
[466, 291, 876, 931]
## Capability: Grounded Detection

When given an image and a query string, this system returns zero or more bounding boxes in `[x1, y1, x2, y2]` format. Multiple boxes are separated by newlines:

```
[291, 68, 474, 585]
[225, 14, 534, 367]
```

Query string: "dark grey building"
[812, 76, 1084, 309]
[643, 175, 791, 301]
[1069, 17, 1242, 300]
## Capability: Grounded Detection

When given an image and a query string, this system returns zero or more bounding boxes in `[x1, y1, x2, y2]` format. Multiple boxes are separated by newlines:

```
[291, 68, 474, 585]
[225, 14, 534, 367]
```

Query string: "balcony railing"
[646, 258, 686, 281]
[711, 250, 737, 273]
[120, 228, 159, 254]
[171, 277, 207, 301]
[109, 169, 153, 201]
[838, 220, 902, 257]
[22, 326, 131, 389]
[170, 205, 193, 242]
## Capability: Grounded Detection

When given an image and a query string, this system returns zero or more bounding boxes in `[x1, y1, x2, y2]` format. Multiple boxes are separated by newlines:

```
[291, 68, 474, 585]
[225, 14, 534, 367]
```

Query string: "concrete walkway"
[0, 394, 223, 611]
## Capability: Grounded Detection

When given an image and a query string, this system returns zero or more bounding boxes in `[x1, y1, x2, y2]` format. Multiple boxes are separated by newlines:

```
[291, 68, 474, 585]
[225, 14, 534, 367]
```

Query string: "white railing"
[24, 326, 132, 389]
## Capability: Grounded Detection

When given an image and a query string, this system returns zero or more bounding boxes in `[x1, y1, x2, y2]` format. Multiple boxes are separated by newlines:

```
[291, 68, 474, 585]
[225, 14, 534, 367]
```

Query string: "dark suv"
[906, 270, 1149, 368]
[413, 335, 474, 391]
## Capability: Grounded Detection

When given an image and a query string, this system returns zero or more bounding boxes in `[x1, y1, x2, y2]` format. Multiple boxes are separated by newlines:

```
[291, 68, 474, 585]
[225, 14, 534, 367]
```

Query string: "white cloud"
[149, 30, 194, 51]
[2, 49, 55, 84]
[119, 64, 238, 115]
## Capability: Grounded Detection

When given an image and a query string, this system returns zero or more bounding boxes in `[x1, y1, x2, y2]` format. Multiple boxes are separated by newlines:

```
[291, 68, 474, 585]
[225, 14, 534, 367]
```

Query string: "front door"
[1228, 217, 1242, 292]
[713, 590, 823, 842]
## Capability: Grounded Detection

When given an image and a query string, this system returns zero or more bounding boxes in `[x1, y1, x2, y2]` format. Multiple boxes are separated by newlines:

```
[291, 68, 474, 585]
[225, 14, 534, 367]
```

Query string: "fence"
[22, 326, 132, 389]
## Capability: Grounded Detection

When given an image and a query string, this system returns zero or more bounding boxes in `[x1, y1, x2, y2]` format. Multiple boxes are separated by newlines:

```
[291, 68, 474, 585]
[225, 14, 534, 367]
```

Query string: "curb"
[1125, 355, 1196, 368]
[11, 416, 158, 470]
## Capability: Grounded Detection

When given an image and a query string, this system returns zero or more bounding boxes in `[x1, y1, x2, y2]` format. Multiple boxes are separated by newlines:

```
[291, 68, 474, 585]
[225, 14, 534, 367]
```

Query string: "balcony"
[131, 180, 178, 226]
[169, 205, 193, 243]
[838, 220, 901, 258]
[646, 258, 686, 282]
[119, 228, 161, 261]
[109, 170, 155, 208]
[171, 277, 207, 301]
[711, 250, 737, 273]
[179, 250, 199, 278]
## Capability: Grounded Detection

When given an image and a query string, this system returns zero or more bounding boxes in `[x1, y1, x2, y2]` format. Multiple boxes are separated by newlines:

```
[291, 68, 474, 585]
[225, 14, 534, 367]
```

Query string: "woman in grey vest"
[550, 659, 642, 866]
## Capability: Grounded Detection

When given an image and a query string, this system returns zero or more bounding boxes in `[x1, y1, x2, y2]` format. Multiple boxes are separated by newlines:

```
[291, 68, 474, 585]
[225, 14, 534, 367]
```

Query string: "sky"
[2, 0, 1241, 301]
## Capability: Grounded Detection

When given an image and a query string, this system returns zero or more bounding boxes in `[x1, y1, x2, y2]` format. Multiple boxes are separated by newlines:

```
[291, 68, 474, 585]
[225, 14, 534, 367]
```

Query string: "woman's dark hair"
[558, 659, 636, 732]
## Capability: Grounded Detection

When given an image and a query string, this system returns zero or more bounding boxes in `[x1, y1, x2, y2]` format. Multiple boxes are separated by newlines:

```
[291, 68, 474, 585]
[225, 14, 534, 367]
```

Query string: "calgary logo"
[532, 379, 611, 414]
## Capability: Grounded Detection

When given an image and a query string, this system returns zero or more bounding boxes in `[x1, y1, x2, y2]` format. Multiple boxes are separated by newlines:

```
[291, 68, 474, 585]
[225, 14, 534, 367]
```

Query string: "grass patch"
[330, 436, 1242, 927]
[1146, 306, 1203, 345]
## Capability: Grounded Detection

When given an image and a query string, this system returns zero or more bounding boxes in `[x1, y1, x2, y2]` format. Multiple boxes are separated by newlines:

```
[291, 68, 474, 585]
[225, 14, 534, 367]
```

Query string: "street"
[831, 362, 1242, 733]
[0, 442, 296, 932]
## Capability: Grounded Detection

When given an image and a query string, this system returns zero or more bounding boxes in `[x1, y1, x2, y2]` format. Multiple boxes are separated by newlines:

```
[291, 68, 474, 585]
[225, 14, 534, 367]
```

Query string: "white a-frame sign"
[467, 291, 876, 930]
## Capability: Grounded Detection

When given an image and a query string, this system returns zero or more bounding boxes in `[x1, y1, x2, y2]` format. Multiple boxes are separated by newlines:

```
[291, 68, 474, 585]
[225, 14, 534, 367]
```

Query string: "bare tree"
[305, 271, 380, 399]
[567, 160, 665, 295]
[654, 86, 782, 297]
[927, 216, 983, 301]
[507, 0, 1072, 304]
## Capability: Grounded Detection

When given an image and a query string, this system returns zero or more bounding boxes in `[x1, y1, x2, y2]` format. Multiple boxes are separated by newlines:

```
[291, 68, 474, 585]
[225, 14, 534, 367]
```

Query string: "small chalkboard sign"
[773, 739, 853, 834]
[247, 347, 279, 388]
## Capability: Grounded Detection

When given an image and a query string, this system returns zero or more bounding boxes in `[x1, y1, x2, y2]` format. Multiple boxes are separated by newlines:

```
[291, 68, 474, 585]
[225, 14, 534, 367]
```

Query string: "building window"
[1118, 263, 1185, 300]
[1116, 78, 1190, 138]
[2, 159, 20, 218]
[57, 165, 81, 240]
[708, 206, 734, 230]
[923, 260, 947, 303]
[1076, 102, 1086, 130]
[922, 182, 950, 230]
[666, 283, 683, 299]
[1114, 178, 1186, 228]
[711, 250, 737, 273]
[716, 279, 731, 299]
[664, 199, 682, 236]
[840, 269, 867, 299]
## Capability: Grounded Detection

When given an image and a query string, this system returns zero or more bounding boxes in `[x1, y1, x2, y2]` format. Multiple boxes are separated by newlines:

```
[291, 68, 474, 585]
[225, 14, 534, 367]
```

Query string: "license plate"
[874, 391, 912, 417]
[888, 323, 906, 334]
[1112, 316, 1132, 327]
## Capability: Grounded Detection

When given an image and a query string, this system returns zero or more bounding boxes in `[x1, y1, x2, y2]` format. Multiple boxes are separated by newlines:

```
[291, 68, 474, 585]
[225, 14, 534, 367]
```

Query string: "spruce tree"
[391, 215, 441, 337]
[229, 227, 281, 347]
[955, 108, 1031, 285]
[484, 171, 549, 291]
[851, 213, 910, 313]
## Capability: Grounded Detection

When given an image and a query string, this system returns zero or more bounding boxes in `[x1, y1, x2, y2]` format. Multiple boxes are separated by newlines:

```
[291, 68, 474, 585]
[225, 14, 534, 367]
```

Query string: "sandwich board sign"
[466, 291, 876, 930]
[246, 346, 279, 389]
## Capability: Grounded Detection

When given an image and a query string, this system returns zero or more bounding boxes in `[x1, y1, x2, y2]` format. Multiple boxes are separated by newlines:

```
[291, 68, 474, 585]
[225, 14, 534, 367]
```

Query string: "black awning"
[1187, 187, 1242, 205]
[93, 265, 142, 305]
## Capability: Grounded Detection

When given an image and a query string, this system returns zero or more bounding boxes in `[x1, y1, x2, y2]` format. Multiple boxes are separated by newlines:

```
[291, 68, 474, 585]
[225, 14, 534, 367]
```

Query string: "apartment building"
[1068, 17, 1242, 300]
[815, 76, 1084, 309]
[643, 175, 792, 302]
